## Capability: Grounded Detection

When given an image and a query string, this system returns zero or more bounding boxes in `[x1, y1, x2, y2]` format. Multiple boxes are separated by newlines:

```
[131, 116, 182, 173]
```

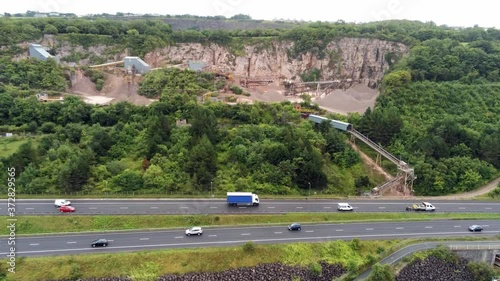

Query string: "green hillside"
[0, 17, 499, 195]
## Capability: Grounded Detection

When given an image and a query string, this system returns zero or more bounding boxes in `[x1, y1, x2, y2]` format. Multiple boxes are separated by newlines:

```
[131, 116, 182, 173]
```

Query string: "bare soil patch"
[69, 70, 153, 106]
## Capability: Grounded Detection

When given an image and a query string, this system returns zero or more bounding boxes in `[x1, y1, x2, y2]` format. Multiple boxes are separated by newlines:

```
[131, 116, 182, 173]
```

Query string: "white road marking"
[336, 229, 343, 231]
[67, 242, 77, 244]
[208, 235, 217, 237]
[210, 207, 218, 209]
[324, 207, 331, 209]
[89, 207, 97, 210]
[120, 207, 128, 209]
[396, 227, 404, 230]
[378, 207, 385, 209]
[8, 230, 500, 256]
[366, 228, 374, 231]
[454, 226, 461, 228]
[296, 207, 303, 209]
[274, 232, 282, 234]
[241, 233, 251, 236]
[305, 230, 314, 233]
[239, 207, 247, 209]
[140, 238, 149, 240]
[150, 207, 158, 209]
[30, 243, 39, 246]
[483, 225, 489, 227]
[107, 240, 114, 242]
[180, 207, 188, 209]
[425, 226, 432, 229]
[267, 207, 275, 209]
[459, 207, 466, 209]
[174, 236, 183, 239]
[26, 208, 34, 210]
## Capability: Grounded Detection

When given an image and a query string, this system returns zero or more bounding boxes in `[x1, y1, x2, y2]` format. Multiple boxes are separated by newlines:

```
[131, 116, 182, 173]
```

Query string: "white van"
[338, 203, 353, 211]
[55, 199, 71, 207]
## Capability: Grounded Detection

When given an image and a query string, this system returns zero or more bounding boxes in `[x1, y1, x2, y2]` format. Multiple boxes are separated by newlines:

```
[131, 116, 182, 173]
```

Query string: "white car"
[185, 227, 203, 236]
[54, 199, 71, 207]
[338, 203, 353, 211]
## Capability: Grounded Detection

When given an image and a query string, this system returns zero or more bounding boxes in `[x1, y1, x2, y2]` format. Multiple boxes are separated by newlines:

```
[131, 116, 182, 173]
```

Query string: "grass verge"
[5, 212, 500, 236]
[0, 236, 497, 281]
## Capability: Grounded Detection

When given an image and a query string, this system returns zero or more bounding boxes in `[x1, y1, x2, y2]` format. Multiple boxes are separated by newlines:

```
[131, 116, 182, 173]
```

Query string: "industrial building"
[124, 56, 150, 74]
[28, 44, 55, 61]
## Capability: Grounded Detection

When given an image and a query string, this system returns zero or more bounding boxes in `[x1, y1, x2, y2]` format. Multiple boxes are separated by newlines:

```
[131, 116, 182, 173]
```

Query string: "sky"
[1, 0, 499, 29]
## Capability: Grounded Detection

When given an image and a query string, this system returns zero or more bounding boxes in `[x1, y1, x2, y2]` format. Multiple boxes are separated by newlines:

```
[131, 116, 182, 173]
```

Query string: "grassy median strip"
[4, 212, 500, 236]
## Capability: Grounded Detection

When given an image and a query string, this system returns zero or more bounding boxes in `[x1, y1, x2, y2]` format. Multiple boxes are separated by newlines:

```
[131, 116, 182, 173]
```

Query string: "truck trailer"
[227, 192, 260, 206]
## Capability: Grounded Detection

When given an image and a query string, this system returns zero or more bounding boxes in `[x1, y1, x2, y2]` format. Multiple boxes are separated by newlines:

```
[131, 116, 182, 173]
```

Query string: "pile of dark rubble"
[158, 262, 346, 281]
[396, 255, 476, 281]
[49, 261, 346, 281]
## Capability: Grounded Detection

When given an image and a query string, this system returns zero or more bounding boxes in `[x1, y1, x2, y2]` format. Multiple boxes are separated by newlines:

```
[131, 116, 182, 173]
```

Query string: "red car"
[59, 205, 76, 213]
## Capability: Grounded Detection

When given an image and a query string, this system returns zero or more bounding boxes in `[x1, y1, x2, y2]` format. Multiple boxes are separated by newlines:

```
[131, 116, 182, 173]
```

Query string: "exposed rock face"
[20, 35, 408, 90]
[144, 38, 408, 88]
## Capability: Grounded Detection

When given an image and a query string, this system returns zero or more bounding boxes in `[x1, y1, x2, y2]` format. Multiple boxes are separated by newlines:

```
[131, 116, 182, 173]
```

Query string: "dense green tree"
[111, 169, 144, 192]
[185, 135, 217, 188]
[89, 125, 115, 158]
[142, 115, 171, 159]
[6, 140, 39, 174]
[189, 106, 218, 144]
[57, 151, 92, 192]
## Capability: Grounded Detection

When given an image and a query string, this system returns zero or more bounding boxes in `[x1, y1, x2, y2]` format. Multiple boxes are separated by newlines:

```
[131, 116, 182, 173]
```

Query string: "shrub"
[243, 241, 256, 253]
[350, 238, 361, 251]
[308, 262, 322, 276]
[467, 261, 496, 281]
[428, 245, 459, 264]
[367, 263, 395, 281]
[230, 85, 243, 95]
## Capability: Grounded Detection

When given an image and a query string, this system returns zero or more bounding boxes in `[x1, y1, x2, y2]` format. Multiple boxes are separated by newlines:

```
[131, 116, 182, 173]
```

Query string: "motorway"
[1, 220, 499, 257]
[3, 199, 500, 215]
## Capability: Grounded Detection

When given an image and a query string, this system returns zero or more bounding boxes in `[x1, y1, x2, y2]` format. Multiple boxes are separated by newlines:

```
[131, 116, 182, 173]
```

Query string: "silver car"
[185, 227, 203, 236]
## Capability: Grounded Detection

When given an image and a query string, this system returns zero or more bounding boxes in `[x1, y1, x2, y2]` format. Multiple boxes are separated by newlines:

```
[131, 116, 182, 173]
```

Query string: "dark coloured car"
[468, 225, 483, 232]
[91, 239, 108, 247]
[288, 223, 301, 231]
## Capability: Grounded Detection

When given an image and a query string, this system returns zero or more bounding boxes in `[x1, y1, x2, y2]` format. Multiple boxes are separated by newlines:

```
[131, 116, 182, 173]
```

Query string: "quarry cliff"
[38, 35, 408, 88]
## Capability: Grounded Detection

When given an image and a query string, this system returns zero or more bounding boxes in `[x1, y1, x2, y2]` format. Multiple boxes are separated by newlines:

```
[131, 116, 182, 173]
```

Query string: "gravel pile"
[396, 256, 476, 281]
[49, 261, 346, 281]
[158, 261, 346, 281]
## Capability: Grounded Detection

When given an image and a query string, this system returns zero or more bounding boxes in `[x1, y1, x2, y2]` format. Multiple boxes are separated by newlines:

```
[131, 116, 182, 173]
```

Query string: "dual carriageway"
[1, 198, 499, 258]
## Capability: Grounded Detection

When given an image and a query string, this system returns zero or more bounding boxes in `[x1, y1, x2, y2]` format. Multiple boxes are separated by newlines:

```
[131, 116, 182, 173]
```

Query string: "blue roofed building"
[28, 44, 55, 61]
[124, 56, 150, 74]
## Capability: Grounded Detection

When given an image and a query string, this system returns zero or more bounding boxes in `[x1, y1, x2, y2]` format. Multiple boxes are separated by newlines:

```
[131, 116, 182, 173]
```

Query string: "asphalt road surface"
[3, 199, 500, 215]
[1, 220, 498, 257]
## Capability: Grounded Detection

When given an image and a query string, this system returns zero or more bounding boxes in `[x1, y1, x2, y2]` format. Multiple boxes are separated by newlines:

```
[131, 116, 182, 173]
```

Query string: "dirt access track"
[70, 66, 379, 114]
[70, 69, 156, 106]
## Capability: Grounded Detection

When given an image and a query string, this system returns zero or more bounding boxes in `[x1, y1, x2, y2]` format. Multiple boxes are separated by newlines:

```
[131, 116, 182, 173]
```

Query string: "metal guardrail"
[448, 244, 500, 250]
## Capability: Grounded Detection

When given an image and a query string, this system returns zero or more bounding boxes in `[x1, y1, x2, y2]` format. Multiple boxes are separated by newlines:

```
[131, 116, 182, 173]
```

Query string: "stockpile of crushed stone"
[48, 261, 346, 281]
